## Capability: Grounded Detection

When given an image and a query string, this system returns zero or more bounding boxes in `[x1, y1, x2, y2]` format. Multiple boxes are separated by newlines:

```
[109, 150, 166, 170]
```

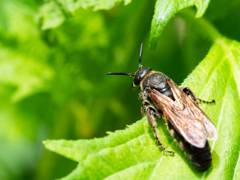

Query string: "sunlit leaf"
[44, 36, 240, 179]
[150, 0, 210, 49]
[38, 0, 132, 30]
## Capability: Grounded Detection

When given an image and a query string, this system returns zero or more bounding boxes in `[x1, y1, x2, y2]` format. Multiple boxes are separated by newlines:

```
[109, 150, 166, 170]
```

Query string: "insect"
[107, 43, 218, 172]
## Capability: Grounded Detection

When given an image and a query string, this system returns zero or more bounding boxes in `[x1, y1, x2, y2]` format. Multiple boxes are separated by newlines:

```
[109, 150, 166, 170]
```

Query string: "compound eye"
[134, 75, 141, 85]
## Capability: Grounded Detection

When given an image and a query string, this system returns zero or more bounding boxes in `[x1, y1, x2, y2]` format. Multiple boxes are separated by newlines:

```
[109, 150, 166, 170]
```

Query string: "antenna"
[107, 43, 144, 76]
[107, 72, 135, 77]
[139, 43, 143, 69]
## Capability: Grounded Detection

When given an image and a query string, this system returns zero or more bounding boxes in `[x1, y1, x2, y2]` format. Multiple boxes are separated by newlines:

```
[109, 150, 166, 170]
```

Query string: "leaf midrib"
[148, 140, 175, 180]
[233, 152, 240, 180]
[104, 161, 157, 180]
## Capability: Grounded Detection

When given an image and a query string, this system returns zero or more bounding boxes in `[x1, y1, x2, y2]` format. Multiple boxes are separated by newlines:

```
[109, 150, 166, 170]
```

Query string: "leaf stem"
[178, 9, 222, 42]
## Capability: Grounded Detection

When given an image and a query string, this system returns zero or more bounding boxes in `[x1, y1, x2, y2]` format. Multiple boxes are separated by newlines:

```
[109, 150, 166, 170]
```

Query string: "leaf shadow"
[154, 118, 217, 178]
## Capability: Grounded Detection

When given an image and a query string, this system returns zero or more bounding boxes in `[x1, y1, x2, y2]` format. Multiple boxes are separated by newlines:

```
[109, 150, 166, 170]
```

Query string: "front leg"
[138, 91, 149, 115]
[138, 91, 148, 101]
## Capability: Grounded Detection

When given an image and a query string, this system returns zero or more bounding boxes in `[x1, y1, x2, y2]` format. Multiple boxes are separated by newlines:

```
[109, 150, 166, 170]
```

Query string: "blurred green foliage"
[0, 0, 240, 179]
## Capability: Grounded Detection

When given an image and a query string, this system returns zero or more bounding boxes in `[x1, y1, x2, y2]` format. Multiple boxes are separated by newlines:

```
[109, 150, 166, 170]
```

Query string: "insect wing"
[169, 80, 218, 141]
[149, 80, 218, 148]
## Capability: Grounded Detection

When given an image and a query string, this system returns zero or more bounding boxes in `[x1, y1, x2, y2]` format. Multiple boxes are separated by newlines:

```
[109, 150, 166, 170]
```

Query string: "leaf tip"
[42, 140, 49, 146]
[42, 140, 51, 148]
[106, 131, 112, 135]
[149, 30, 159, 49]
[194, 0, 210, 18]
[149, 41, 157, 50]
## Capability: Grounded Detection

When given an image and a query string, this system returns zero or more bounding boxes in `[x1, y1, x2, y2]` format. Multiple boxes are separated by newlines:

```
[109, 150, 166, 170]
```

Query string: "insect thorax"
[141, 72, 173, 99]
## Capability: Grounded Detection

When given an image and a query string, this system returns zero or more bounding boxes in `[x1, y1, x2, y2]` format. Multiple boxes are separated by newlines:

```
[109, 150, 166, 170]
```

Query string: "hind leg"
[182, 87, 215, 104]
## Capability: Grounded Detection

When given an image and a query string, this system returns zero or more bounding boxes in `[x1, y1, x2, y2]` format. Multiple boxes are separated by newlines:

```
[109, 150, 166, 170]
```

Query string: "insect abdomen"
[168, 122, 212, 172]
[185, 141, 212, 172]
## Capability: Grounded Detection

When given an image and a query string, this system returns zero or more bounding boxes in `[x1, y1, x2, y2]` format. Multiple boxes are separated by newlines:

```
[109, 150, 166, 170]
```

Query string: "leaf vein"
[198, 47, 226, 98]
[96, 133, 147, 156]
[148, 140, 175, 180]
[211, 72, 232, 152]
[103, 162, 157, 180]
[201, 71, 232, 180]
[233, 152, 240, 180]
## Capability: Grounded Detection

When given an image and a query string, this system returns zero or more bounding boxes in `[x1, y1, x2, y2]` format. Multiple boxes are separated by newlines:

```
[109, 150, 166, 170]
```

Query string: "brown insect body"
[107, 43, 218, 172]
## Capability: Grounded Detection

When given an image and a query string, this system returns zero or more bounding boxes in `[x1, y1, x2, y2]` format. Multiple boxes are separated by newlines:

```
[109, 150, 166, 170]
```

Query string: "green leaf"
[150, 0, 210, 49]
[38, 0, 132, 30]
[0, 0, 54, 101]
[44, 35, 240, 179]
[0, 47, 53, 101]
[181, 37, 240, 179]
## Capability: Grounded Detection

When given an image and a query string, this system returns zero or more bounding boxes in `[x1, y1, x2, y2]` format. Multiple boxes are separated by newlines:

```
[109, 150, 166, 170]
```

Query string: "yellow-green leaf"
[38, 0, 132, 30]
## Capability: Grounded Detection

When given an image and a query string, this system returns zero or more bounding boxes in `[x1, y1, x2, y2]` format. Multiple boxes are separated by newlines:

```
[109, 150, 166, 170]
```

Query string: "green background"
[1, 0, 240, 179]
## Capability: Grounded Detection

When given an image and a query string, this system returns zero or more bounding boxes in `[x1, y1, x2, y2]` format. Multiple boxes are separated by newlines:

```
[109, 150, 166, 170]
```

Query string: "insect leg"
[131, 82, 136, 89]
[182, 87, 215, 104]
[182, 87, 198, 103]
[141, 101, 149, 115]
[138, 92, 146, 101]
[145, 106, 174, 155]
[197, 98, 215, 104]
[139, 92, 150, 115]
[141, 101, 162, 119]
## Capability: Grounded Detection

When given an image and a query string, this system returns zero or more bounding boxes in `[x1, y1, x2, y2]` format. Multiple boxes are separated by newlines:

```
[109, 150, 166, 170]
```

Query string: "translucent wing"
[149, 79, 218, 148]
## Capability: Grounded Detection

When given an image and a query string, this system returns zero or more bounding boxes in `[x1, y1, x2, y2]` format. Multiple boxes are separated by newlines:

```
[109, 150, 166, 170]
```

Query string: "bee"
[107, 43, 218, 172]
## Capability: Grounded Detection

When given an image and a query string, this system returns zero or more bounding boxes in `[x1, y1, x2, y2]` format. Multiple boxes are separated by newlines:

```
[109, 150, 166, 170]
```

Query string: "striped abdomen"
[168, 122, 212, 172]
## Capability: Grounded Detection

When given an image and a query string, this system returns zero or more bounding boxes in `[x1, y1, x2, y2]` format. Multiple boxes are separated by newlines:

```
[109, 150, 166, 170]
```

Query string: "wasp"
[107, 43, 218, 172]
